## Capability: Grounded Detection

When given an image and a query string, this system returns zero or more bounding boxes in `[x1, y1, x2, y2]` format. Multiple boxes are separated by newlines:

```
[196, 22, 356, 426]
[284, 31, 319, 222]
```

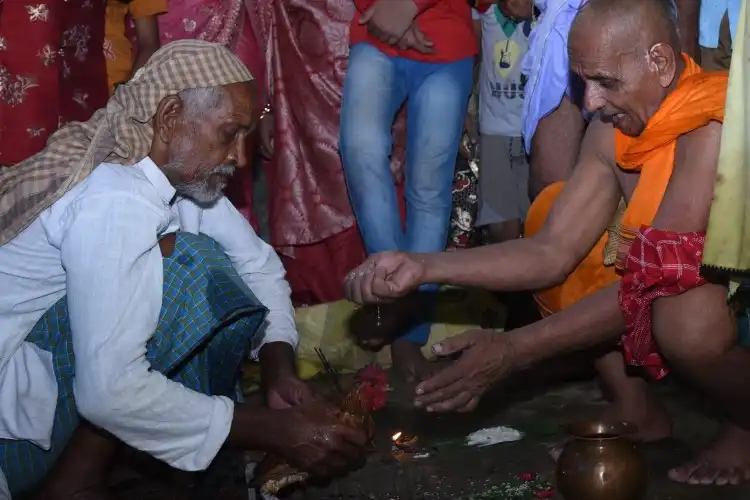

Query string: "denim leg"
[400, 57, 474, 344]
[340, 43, 408, 254]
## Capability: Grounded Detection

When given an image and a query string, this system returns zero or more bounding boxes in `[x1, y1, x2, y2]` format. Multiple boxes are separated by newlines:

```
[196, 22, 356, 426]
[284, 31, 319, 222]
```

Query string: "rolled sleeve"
[61, 193, 232, 471]
[192, 197, 299, 359]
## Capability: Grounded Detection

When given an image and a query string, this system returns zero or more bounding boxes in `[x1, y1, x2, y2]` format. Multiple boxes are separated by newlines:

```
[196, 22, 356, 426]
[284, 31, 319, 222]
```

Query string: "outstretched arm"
[421, 119, 620, 291]
[507, 122, 724, 368]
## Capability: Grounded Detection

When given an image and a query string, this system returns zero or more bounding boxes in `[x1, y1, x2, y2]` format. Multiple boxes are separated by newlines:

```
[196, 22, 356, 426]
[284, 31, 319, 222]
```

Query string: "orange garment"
[526, 55, 728, 316]
[104, 0, 167, 94]
[525, 182, 618, 316]
[613, 57, 727, 268]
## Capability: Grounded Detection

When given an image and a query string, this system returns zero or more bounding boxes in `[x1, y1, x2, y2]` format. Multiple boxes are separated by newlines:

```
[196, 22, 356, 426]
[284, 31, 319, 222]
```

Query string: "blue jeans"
[340, 42, 474, 344]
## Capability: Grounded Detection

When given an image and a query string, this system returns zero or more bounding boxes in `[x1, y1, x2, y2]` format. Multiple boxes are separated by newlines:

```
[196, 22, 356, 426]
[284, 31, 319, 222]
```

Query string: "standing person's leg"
[340, 43, 407, 258]
[478, 135, 527, 243]
[340, 43, 412, 349]
[493, 136, 542, 330]
[392, 56, 474, 381]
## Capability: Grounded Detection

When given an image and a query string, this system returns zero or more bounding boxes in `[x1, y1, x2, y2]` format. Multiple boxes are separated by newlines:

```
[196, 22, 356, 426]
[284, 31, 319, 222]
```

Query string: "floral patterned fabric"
[449, 85, 480, 249]
[0, 0, 108, 165]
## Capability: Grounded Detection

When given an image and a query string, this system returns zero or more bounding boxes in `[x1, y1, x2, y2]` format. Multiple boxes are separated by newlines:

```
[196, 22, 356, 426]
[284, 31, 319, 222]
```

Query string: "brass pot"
[556, 420, 647, 500]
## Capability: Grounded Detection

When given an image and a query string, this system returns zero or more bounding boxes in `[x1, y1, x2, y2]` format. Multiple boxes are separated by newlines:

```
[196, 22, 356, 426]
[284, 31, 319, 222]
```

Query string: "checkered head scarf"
[0, 40, 254, 245]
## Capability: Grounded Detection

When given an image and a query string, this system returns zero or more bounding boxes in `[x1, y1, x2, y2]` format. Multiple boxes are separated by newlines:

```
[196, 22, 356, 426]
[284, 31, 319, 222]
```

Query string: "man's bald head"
[568, 0, 684, 136]
[572, 0, 680, 54]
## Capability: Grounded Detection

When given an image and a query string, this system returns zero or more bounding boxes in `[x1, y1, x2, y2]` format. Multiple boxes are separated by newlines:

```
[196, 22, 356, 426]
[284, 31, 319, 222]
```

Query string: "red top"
[350, 0, 479, 63]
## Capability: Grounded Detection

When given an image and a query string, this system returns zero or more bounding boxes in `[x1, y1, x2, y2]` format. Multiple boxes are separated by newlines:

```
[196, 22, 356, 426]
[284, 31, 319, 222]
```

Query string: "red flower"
[535, 488, 555, 498]
[519, 472, 536, 482]
[357, 381, 387, 411]
[356, 365, 388, 387]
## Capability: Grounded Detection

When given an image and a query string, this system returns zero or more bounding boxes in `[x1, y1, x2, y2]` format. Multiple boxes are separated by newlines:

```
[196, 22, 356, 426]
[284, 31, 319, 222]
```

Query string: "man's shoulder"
[64, 163, 166, 213]
[79, 164, 157, 199]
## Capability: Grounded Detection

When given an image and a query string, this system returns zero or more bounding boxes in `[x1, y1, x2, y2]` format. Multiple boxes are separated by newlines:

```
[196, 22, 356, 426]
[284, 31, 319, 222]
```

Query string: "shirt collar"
[136, 157, 176, 204]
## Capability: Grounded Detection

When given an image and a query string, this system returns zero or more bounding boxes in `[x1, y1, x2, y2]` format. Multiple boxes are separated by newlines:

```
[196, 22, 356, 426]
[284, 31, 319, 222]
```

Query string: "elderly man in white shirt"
[0, 41, 367, 499]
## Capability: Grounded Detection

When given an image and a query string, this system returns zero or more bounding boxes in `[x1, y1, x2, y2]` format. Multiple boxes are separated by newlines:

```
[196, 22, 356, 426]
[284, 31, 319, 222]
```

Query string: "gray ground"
[273, 375, 750, 500]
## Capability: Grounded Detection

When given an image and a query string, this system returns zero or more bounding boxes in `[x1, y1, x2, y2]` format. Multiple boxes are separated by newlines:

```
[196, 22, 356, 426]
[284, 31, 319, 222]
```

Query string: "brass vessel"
[556, 420, 647, 500]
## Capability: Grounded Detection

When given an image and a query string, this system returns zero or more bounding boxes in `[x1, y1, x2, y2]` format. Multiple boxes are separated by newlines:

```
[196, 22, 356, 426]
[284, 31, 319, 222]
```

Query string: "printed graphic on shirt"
[492, 39, 524, 98]
[478, 7, 533, 136]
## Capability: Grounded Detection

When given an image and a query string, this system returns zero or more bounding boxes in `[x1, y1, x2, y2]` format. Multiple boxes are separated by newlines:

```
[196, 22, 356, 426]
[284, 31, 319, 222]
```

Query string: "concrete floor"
[269, 375, 750, 500]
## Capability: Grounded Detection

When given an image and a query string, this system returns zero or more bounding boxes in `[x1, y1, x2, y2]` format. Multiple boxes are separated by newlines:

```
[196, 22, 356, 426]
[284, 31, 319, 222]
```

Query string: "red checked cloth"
[619, 226, 706, 379]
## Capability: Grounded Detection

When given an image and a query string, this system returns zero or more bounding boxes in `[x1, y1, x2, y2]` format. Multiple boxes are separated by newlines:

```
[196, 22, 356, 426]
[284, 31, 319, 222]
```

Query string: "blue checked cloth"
[0, 232, 268, 495]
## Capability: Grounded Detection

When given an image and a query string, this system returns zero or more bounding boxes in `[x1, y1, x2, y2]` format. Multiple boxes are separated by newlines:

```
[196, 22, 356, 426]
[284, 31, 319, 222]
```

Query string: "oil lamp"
[391, 431, 418, 451]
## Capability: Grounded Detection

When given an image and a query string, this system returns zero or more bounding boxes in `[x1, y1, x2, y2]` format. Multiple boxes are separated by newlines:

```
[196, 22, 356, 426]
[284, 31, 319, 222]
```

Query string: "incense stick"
[314, 347, 343, 394]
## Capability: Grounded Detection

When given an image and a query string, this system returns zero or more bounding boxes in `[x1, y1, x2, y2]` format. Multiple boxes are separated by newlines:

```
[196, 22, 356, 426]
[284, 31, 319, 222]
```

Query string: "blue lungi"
[0, 232, 268, 495]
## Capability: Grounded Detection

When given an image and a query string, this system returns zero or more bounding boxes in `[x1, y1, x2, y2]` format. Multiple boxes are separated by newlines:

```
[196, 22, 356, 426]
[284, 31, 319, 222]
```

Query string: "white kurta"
[0, 157, 298, 493]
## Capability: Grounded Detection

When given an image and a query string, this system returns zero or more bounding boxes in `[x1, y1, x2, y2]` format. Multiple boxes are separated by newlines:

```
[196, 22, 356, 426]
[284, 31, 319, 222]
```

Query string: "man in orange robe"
[345, 0, 750, 485]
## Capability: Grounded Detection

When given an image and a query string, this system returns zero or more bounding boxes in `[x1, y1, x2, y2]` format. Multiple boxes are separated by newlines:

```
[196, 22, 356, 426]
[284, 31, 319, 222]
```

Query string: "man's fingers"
[397, 32, 414, 50]
[457, 396, 480, 413]
[337, 424, 369, 447]
[414, 377, 465, 407]
[426, 391, 474, 412]
[331, 435, 363, 460]
[410, 26, 435, 53]
[412, 26, 434, 46]
[413, 42, 436, 54]
[350, 273, 364, 304]
[360, 266, 379, 303]
[370, 265, 394, 299]
[414, 360, 470, 400]
[344, 269, 358, 303]
[431, 330, 475, 358]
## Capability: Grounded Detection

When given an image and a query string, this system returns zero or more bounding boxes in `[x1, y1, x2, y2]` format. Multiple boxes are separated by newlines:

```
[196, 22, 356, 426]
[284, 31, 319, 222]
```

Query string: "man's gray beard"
[166, 162, 236, 207]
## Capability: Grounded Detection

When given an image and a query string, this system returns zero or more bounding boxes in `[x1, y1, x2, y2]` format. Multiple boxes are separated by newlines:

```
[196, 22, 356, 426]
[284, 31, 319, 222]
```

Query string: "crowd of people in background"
[0, 0, 748, 496]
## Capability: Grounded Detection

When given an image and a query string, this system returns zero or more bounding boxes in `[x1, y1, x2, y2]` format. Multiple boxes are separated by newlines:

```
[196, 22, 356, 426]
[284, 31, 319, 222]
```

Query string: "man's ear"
[153, 95, 185, 145]
[648, 43, 678, 89]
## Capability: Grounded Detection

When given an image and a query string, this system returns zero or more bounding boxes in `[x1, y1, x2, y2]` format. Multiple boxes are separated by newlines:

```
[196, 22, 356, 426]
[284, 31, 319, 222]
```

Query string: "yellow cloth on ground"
[242, 289, 505, 391]
[704, 0, 750, 280]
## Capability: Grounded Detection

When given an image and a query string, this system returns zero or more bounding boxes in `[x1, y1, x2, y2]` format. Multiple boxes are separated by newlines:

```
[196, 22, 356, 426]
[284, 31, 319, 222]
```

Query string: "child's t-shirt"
[474, 5, 533, 137]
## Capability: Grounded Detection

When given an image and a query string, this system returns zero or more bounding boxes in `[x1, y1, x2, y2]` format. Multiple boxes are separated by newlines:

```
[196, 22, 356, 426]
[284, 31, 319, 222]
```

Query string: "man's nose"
[583, 88, 605, 114]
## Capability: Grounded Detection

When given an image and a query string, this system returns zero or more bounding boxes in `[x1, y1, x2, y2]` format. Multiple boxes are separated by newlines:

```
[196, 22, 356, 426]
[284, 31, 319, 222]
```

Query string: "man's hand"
[360, 0, 419, 45]
[266, 373, 316, 409]
[258, 112, 275, 160]
[260, 342, 314, 409]
[414, 330, 516, 412]
[343, 252, 425, 304]
[275, 400, 369, 476]
[460, 114, 478, 159]
[396, 25, 435, 53]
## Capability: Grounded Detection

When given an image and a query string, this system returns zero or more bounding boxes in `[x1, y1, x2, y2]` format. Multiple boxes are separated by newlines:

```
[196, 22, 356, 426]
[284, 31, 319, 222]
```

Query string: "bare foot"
[391, 338, 436, 384]
[549, 384, 671, 461]
[600, 388, 672, 442]
[668, 425, 750, 486]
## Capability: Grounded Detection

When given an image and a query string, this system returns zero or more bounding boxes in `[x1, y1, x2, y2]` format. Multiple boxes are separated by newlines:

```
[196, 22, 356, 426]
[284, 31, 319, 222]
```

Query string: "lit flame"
[392, 431, 402, 442]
